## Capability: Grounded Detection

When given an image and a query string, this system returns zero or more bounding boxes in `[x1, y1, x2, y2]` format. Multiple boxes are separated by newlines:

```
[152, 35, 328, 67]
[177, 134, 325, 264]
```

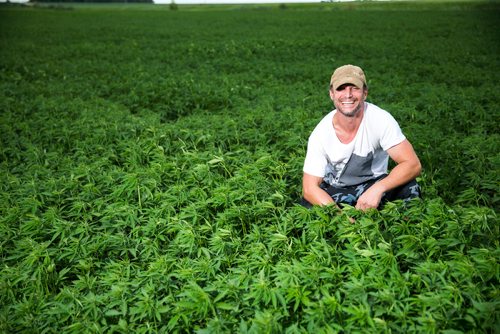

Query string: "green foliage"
[169, 1, 178, 10]
[0, 2, 499, 333]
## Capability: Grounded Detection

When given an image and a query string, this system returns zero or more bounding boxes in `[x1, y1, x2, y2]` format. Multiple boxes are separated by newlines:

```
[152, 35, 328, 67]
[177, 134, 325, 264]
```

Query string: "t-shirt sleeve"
[303, 131, 327, 177]
[379, 112, 406, 151]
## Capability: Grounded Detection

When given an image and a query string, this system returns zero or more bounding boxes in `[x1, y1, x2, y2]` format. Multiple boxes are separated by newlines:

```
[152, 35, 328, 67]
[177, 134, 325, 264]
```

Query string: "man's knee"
[384, 179, 421, 203]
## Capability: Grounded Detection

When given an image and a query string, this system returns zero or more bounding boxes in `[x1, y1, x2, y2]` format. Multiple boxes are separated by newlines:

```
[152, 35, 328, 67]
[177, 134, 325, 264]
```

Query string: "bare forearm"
[302, 173, 339, 207]
[304, 187, 335, 206]
[379, 139, 421, 193]
[377, 160, 421, 193]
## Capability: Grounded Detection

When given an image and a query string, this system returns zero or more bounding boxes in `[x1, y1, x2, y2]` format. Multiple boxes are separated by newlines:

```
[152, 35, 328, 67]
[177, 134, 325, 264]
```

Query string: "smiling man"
[301, 65, 422, 210]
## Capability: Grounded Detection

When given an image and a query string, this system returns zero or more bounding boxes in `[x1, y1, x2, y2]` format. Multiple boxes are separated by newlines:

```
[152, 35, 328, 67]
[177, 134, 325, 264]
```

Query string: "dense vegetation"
[0, 1, 498, 332]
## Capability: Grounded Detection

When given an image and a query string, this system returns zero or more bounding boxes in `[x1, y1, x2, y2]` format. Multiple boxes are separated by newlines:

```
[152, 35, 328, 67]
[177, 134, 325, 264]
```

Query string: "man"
[301, 64, 421, 210]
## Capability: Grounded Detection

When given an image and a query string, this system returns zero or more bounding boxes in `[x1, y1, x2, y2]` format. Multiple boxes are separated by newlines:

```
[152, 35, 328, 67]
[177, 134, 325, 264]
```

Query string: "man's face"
[330, 84, 367, 118]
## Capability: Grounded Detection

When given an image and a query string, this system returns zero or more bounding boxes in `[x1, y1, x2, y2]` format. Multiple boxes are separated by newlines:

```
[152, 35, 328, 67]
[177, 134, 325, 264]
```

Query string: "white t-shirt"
[303, 102, 406, 187]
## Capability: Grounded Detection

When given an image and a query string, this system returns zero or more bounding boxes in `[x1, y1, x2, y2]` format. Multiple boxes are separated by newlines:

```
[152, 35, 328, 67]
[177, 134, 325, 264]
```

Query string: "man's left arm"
[355, 139, 422, 211]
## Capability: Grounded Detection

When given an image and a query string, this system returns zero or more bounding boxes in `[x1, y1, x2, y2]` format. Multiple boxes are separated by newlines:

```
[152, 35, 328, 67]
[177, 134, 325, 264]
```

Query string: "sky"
[154, 0, 323, 3]
[0, 0, 333, 3]
[0, 0, 362, 4]
[154, 0, 339, 3]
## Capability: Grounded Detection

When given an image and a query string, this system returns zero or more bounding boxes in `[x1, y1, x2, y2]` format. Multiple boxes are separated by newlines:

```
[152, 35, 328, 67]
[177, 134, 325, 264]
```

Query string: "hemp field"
[0, 1, 499, 332]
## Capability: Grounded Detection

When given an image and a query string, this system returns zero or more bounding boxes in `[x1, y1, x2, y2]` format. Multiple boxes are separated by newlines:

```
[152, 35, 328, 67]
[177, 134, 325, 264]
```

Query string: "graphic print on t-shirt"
[323, 156, 346, 186]
[324, 151, 375, 187]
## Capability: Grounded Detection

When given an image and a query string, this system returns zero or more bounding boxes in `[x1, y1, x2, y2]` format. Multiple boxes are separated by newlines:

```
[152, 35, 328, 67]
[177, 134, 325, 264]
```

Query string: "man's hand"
[356, 139, 421, 211]
[355, 182, 384, 211]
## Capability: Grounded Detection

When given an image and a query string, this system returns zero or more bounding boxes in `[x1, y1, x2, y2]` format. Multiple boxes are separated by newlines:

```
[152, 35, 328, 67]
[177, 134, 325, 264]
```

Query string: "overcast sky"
[0, 0, 362, 4]
[154, 0, 342, 3]
[154, 0, 323, 3]
[0, 0, 332, 3]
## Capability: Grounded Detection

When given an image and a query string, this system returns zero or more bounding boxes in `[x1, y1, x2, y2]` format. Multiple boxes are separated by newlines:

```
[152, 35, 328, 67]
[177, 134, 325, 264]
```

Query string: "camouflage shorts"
[301, 174, 421, 209]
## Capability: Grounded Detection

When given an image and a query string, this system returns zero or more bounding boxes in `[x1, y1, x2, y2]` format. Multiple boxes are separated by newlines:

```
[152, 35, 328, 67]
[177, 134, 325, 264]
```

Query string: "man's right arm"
[302, 172, 335, 206]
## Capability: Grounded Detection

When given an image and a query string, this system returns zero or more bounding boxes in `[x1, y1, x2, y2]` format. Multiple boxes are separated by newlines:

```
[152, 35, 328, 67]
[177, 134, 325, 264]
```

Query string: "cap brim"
[332, 77, 364, 90]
